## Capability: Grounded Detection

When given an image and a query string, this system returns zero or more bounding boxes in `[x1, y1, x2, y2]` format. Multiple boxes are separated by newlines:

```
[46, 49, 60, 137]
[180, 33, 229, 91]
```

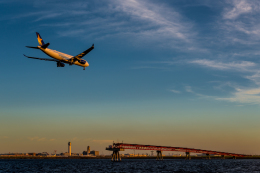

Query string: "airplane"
[24, 32, 94, 70]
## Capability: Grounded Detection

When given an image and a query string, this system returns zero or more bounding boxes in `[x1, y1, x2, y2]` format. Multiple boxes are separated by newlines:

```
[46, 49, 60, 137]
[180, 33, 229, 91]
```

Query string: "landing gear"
[83, 67, 85, 70]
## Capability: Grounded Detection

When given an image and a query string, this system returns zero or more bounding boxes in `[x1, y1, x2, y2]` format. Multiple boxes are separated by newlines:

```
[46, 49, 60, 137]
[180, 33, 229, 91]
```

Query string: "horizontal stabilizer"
[41, 43, 50, 49]
[26, 46, 39, 49]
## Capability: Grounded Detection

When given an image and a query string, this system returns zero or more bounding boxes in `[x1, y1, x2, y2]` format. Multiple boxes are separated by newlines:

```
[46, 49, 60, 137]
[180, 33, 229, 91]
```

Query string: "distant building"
[28, 153, 36, 156]
[71, 153, 83, 156]
[36, 152, 49, 156]
[83, 146, 91, 155]
[124, 153, 134, 157]
[61, 152, 70, 156]
[90, 150, 99, 156]
[82, 151, 88, 155]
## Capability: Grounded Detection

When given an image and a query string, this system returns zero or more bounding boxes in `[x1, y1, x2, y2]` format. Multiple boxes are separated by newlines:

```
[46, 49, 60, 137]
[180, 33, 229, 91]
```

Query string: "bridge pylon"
[111, 150, 121, 161]
[156, 151, 163, 160]
[106, 147, 124, 162]
[185, 152, 191, 160]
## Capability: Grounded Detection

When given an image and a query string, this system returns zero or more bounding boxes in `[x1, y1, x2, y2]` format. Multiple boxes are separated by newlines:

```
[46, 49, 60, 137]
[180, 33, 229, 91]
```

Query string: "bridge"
[106, 143, 249, 161]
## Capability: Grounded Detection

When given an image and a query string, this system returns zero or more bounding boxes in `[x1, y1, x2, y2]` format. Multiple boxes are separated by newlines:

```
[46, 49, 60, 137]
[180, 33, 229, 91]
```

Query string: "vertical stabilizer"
[36, 32, 45, 46]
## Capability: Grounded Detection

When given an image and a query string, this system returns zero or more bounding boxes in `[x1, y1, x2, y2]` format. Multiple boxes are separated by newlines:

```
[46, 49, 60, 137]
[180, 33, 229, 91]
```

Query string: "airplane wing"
[23, 54, 58, 61]
[74, 44, 94, 59]
[26, 46, 39, 49]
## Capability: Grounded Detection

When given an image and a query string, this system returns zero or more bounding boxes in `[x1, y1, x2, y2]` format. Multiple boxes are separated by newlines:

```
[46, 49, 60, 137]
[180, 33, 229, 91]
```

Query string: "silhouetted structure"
[90, 150, 99, 156]
[87, 146, 90, 155]
[68, 142, 71, 156]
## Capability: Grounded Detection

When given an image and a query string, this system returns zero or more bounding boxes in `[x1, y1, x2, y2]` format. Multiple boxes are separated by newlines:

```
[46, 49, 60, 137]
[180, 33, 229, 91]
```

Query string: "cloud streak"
[189, 58, 260, 105]
[7, 0, 201, 52]
[170, 89, 181, 94]
[115, 0, 193, 42]
[216, 87, 260, 104]
[189, 59, 255, 71]
[223, 0, 254, 19]
[27, 137, 56, 142]
[92, 139, 113, 144]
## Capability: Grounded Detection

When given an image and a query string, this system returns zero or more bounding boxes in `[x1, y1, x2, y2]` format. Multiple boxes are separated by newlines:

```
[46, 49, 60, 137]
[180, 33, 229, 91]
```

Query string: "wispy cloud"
[219, 0, 260, 46]
[189, 58, 260, 104]
[184, 85, 216, 99]
[170, 89, 181, 94]
[216, 87, 260, 104]
[71, 137, 79, 141]
[6, 0, 202, 52]
[189, 59, 255, 71]
[223, 0, 254, 19]
[92, 139, 113, 144]
[185, 86, 193, 93]
[27, 137, 48, 142]
[115, 0, 193, 42]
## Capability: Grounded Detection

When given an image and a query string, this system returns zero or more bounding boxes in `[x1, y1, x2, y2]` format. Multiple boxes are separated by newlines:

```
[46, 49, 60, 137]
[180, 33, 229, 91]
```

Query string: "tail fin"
[36, 32, 45, 46]
[36, 32, 50, 49]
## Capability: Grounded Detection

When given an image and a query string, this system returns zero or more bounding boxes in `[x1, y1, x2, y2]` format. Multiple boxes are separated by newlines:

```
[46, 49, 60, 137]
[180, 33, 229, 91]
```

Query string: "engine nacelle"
[57, 62, 65, 67]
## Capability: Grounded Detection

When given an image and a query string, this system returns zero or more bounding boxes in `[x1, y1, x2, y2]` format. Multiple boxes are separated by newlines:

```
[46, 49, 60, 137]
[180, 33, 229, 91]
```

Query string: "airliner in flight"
[24, 32, 94, 70]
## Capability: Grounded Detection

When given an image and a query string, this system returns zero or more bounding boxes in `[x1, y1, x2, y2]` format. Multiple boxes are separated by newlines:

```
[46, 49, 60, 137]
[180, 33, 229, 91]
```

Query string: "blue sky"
[1, 0, 260, 155]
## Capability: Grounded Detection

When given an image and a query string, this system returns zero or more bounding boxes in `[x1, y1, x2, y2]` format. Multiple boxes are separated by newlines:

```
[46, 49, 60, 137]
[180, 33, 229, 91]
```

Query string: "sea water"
[0, 159, 259, 172]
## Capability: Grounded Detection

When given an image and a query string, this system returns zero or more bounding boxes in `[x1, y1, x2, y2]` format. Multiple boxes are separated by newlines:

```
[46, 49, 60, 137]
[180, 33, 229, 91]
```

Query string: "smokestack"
[68, 142, 71, 156]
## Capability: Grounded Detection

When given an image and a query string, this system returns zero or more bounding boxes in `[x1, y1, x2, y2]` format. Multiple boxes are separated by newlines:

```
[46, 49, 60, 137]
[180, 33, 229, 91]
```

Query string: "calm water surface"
[0, 159, 259, 172]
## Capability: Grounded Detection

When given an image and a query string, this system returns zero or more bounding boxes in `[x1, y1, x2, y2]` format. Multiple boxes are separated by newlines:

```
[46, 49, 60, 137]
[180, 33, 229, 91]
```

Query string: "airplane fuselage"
[38, 46, 89, 67]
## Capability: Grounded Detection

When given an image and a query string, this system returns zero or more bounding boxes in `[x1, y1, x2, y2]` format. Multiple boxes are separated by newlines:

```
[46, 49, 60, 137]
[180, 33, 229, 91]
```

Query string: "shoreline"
[1, 156, 260, 160]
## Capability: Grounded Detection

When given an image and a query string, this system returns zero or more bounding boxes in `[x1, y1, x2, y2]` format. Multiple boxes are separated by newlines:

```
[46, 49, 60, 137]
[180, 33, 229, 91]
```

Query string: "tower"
[87, 146, 90, 155]
[68, 142, 71, 156]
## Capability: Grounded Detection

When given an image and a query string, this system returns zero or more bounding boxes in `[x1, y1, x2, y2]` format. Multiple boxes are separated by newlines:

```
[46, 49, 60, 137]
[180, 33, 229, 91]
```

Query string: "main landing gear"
[83, 67, 85, 70]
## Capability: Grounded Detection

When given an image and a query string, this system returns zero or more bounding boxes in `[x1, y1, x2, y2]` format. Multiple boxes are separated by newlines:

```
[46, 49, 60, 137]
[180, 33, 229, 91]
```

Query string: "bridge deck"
[109, 143, 248, 157]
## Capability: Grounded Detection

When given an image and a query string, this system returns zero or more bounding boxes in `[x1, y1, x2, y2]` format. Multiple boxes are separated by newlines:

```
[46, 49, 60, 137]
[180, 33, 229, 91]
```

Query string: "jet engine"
[57, 62, 65, 67]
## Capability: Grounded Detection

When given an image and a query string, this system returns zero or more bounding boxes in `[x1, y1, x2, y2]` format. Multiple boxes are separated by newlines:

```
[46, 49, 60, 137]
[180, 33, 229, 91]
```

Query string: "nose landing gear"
[83, 67, 85, 70]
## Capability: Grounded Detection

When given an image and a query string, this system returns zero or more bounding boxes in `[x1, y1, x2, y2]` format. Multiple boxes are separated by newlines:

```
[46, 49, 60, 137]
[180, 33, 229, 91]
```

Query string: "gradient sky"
[1, 0, 260, 155]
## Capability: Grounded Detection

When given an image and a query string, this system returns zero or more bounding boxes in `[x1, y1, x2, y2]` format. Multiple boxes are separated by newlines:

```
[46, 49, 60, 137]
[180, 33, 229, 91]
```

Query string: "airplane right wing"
[23, 54, 58, 61]
[74, 44, 94, 59]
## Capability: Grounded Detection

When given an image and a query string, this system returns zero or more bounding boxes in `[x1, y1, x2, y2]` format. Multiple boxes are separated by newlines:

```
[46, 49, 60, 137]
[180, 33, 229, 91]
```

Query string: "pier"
[106, 143, 249, 161]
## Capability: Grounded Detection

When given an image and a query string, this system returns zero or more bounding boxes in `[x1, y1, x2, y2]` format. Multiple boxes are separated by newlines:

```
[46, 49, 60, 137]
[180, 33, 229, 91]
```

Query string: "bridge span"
[106, 143, 249, 161]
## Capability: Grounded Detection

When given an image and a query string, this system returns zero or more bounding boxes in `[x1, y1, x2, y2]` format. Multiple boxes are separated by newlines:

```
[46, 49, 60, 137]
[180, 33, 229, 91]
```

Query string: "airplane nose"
[86, 62, 89, 67]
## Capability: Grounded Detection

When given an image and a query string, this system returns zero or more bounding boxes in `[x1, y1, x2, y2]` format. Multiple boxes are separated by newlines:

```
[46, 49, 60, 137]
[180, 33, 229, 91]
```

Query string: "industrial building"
[90, 150, 99, 156]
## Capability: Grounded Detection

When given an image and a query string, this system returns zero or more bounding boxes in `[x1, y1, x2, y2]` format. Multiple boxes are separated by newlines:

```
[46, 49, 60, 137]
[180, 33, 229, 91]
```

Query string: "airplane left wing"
[23, 54, 58, 61]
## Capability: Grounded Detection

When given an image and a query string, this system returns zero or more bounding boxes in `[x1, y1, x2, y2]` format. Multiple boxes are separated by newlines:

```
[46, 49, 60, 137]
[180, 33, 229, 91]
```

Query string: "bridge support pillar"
[156, 151, 163, 160]
[185, 152, 191, 160]
[206, 154, 211, 160]
[221, 155, 225, 159]
[111, 150, 121, 161]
